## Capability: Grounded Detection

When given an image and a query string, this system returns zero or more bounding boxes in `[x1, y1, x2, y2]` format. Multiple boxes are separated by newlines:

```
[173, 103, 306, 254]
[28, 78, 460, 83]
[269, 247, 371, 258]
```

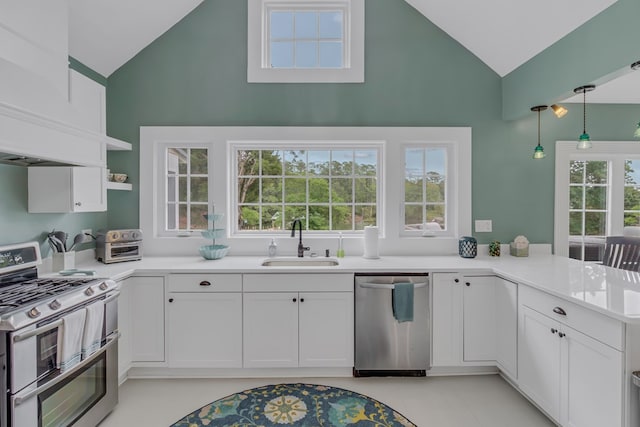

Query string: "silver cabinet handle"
[359, 282, 428, 290]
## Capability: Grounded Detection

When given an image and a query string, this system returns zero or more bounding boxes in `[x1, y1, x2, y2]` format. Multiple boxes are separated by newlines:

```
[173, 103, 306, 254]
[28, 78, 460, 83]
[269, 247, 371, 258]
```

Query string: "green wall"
[106, 0, 640, 245]
[0, 59, 107, 250]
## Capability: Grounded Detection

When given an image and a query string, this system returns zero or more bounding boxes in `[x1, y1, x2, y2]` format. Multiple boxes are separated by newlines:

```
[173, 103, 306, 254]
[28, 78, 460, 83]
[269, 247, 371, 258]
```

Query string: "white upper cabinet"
[28, 167, 106, 212]
[68, 69, 105, 134]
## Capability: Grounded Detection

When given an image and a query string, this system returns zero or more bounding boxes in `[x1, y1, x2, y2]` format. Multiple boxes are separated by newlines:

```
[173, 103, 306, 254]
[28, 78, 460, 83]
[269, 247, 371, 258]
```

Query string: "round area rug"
[170, 383, 416, 427]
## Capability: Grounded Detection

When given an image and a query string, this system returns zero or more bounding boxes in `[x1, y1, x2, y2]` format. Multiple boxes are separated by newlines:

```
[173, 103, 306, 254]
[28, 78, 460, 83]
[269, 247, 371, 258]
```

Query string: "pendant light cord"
[537, 109, 541, 147]
[583, 89, 587, 134]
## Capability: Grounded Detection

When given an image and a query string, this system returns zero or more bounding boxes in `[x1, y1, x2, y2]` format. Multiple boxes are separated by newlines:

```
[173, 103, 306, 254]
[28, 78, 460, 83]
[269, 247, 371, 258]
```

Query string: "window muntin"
[568, 160, 609, 261]
[269, 9, 344, 69]
[404, 147, 447, 233]
[234, 146, 379, 233]
[165, 147, 210, 232]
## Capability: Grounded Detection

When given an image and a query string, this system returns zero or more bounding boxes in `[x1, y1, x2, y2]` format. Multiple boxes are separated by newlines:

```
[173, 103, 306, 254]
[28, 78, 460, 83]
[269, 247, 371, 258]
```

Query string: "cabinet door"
[68, 69, 105, 133]
[243, 292, 299, 368]
[299, 292, 354, 367]
[116, 279, 132, 381]
[495, 278, 517, 379]
[432, 273, 463, 366]
[518, 305, 561, 421]
[462, 276, 496, 362]
[561, 325, 623, 427]
[130, 276, 165, 362]
[167, 293, 242, 368]
[71, 167, 106, 212]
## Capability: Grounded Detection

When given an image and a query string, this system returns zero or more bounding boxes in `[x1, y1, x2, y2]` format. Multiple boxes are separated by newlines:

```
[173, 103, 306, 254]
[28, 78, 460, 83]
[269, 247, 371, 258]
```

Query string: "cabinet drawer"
[168, 274, 242, 292]
[243, 274, 353, 292]
[520, 286, 624, 350]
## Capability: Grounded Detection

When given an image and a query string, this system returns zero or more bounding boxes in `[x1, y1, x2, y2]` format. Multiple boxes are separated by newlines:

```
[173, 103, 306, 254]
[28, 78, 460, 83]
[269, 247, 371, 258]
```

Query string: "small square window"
[248, 0, 364, 83]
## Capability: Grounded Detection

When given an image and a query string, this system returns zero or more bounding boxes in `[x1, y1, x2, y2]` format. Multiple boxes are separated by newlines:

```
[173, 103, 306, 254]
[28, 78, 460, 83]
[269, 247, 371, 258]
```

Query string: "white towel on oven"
[57, 309, 86, 373]
[82, 300, 104, 359]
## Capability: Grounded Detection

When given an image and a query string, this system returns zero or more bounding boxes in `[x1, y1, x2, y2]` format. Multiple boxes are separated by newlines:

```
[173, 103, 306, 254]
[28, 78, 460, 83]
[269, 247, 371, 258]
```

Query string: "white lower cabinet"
[518, 287, 623, 427]
[129, 276, 165, 363]
[494, 278, 518, 379]
[167, 274, 243, 368]
[243, 292, 299, 368]
[116, 278, 131, 381]
[242, 274, 354, 369]
[432, 273, 499, 367]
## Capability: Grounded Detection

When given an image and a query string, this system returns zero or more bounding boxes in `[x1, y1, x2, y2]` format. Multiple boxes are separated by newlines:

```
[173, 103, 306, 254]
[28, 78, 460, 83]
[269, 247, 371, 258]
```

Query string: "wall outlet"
[81, 229, 93, 243]
[475, 220, 492, 233]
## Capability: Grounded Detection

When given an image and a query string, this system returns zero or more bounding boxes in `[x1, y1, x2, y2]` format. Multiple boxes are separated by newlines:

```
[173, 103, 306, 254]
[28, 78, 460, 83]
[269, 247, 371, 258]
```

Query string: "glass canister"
[458, 236, 477, 258]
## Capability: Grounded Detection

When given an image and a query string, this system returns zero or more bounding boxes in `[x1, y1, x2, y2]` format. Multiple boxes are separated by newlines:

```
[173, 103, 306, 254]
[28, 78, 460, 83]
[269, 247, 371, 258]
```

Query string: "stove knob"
[85, 287, 95, 296]
[99, 282, 109, 291]
[131, 231, 140, 240]
[122, 232, 129, 240]
[27, 307, 40, 319]
[49, 300, 61, 310]
[110, 231, 119, 241]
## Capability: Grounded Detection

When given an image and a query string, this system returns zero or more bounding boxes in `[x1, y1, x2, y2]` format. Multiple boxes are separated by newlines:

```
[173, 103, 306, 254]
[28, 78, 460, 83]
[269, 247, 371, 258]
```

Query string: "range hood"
[0, 101, 106, 168]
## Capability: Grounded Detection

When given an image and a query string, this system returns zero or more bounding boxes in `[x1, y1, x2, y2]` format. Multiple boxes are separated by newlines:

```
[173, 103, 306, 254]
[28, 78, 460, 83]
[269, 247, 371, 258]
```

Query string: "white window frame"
[400, 143, 455, 237]
[247, 0, 365, 83]
[554, 141, 640, 258]
[230, 141, 383, 234]
[140, 127, 471, 257]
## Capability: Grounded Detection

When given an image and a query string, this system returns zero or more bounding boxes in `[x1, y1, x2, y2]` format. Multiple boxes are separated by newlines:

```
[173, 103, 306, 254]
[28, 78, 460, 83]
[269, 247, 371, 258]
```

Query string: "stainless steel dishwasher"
[354, 273, 429, 377]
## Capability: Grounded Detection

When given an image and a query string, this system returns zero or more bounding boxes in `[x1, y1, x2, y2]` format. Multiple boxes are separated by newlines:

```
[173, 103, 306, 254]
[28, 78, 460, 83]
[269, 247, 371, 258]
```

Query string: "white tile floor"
[98, 374, 556, 426]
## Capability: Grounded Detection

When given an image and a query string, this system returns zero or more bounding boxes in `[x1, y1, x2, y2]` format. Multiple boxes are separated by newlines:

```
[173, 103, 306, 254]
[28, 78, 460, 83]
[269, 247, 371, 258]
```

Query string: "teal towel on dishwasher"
[392, 282, 414, 322]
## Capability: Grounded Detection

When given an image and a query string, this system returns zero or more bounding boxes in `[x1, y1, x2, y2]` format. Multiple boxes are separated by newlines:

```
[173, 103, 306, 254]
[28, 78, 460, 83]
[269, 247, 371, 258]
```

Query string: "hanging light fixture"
[574, 85, 596, 150]
[531, 105, 547, 159]
[550, 104, 568, 118]
[632, 61, 640, 138]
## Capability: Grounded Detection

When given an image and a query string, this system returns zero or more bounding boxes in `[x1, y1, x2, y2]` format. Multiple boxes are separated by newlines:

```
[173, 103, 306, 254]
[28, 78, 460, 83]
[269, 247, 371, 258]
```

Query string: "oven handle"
[13, 331, 119, 406]
[12, 319, 63, 343]
[358, 282, 428, 289]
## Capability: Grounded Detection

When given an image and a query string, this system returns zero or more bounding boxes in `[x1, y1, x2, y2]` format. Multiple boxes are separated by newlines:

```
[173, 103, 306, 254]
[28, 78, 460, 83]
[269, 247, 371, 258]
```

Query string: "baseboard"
[127, 366, 354, 379]
[427, 365, 498, 376]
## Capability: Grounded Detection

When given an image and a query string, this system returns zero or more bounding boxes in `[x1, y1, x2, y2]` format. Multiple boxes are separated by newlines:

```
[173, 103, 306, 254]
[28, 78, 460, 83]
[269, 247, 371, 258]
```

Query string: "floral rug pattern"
[171, 383, 416, 427]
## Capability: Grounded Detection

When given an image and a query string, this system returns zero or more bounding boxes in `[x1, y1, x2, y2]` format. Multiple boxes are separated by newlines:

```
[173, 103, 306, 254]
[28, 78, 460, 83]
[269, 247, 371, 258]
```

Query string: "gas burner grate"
[0, 278, 99, 313]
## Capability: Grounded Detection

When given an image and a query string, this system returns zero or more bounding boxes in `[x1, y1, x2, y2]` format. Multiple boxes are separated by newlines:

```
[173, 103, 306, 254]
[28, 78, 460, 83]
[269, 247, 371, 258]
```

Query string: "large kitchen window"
[232, 145, 380, 233]
[247, 0, 364, 83]
[554, 141, 640, 260]
[140, 127, 471, 255]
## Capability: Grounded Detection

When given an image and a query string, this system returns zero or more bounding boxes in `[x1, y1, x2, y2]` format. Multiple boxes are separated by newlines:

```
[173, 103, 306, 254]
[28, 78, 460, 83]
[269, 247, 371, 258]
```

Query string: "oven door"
[106, 242, 141, 263]
[10, 332, 118, 427]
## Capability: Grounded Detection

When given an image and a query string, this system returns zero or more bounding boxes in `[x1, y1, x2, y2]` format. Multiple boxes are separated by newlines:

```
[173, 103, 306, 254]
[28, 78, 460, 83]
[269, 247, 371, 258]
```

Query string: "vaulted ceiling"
[68, 0, 638, 104]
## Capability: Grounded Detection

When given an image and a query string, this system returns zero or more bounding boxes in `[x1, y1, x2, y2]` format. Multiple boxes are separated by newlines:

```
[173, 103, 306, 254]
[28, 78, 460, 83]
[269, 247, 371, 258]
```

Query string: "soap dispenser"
[268, 238, 278, 257]
[337, 233, 345, 258]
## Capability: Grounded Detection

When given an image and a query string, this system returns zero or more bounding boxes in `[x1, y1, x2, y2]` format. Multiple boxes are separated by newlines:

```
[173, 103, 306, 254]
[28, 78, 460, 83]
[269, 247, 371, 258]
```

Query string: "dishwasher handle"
[358, 282, 428, 290]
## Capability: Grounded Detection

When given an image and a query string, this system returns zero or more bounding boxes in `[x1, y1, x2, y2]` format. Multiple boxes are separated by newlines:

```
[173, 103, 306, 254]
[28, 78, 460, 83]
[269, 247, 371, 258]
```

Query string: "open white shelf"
[106, 181, 132, 191]
[105, 136, 132, 151]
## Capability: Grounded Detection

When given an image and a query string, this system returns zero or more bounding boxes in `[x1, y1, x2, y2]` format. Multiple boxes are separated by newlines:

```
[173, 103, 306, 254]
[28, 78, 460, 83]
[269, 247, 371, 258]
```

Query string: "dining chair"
[602, 236, 640, 271]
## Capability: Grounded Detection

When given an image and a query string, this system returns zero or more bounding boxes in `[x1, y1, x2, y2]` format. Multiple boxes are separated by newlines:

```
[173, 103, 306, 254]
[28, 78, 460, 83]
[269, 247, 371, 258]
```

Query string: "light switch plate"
[475, 220, 492, 232]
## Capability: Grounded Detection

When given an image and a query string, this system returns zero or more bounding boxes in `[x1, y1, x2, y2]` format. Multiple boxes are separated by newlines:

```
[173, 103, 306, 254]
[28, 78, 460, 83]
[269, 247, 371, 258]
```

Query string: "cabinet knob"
[199, 280, 211, 287]
[300, 298, 305, 303]
[553, 306, 567, 316]
[550, 328, 557, 334]
[293, 298, 297, 303]
[454, 278, 459, 283]
[558, 332, 566, 338]
[75, 202, 82, 206]
[168, 298, 174, 303]
[465, 282, 471, 286]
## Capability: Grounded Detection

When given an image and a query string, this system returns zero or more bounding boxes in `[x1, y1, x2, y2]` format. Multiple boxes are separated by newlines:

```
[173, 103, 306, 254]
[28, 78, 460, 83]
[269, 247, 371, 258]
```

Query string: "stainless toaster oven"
[96, 229, 142, 263]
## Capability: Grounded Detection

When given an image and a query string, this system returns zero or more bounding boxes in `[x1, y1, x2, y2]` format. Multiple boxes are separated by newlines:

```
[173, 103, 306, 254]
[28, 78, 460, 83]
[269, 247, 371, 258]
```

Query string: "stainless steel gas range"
[0, 241, 119, 427]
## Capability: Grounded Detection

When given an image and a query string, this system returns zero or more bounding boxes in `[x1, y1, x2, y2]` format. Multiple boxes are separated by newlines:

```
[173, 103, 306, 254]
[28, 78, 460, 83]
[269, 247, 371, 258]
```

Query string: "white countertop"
[65, 254, 640, 324]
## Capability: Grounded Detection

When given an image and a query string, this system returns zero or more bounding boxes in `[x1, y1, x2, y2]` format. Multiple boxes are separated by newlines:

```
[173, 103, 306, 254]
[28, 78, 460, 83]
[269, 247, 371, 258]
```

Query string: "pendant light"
[632, 61, 640, 138]
[574, 85, 596, 150]
[531, 106, 547, 159]
[550, 104, 568, 118]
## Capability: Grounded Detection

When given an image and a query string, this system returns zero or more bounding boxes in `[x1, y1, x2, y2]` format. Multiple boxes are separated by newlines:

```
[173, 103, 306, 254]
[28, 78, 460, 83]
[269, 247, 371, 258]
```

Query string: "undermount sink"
[261, 257, 340, 267]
